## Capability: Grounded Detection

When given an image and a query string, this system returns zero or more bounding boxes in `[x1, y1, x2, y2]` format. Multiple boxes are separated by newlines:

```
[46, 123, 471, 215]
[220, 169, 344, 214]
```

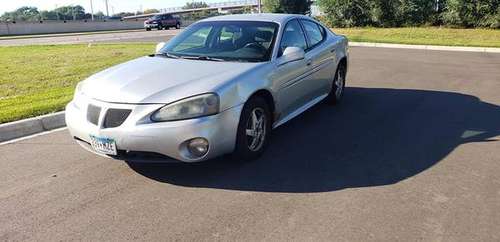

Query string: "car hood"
[81, 56, 261, 104]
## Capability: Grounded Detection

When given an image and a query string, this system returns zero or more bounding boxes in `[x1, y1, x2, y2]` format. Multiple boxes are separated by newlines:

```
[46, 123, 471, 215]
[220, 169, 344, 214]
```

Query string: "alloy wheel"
[335, 66, 345, 99]
[245, 107, 267, 151]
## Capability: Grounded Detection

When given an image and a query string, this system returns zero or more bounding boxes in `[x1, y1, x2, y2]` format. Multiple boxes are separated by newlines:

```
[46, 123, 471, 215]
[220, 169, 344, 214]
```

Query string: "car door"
[166, 15, 175, 26]
[272, 19, 313, 121]
[300, 19, 337, 98]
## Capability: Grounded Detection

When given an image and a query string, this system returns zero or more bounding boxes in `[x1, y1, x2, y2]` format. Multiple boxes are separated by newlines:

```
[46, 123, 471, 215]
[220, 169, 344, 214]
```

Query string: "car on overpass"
[66, 14, 349, 162]
[144, 13, 181, 31]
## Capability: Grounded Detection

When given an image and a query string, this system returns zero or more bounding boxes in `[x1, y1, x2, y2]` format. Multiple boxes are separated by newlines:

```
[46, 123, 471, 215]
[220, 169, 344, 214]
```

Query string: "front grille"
[87, 104, 101, 125]
[103, 108, 132, 128]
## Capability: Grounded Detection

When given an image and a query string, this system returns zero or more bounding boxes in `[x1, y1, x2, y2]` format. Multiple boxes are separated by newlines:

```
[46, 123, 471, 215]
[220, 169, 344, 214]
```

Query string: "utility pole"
[258, 0, 262, 13]
[90, 0, 94, 21]
[104, 0, 110, 17]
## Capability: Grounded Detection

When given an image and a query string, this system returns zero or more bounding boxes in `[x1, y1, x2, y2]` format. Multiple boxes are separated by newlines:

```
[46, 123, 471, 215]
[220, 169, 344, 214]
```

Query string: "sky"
[0, 0, 226, 15]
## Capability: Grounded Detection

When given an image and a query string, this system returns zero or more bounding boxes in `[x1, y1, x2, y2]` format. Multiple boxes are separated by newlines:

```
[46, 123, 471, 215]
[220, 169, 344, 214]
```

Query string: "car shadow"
[126, 87, 500, 193]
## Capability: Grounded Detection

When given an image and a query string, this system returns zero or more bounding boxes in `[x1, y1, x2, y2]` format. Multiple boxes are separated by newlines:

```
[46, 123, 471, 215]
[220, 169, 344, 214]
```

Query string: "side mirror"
[278, 47, 305, 66]
[155, 42, 166, 53]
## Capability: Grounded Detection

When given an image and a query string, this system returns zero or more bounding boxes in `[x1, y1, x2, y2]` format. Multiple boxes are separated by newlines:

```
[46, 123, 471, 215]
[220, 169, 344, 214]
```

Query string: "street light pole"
[90, 0, 94, 21]
[104, 0, 110, 17]
[258, 0, 262, 13]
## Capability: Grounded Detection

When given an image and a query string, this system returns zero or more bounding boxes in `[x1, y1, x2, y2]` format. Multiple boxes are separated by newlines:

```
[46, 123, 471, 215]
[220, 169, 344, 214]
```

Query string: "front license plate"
[89, 135, 117, 155]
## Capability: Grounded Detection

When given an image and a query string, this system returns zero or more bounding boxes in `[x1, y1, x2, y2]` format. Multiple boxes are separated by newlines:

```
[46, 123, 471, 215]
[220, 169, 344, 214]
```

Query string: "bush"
[318, 0, 373, 27]
[371, 0, 401, 27]
[318, 0, 499, 28]
[263, 0, 312, 14]
[442, 0, 500, 28]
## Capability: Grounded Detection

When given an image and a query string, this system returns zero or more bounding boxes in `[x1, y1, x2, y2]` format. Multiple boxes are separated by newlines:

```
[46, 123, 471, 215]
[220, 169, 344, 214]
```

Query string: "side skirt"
[272, 94, 328, 129]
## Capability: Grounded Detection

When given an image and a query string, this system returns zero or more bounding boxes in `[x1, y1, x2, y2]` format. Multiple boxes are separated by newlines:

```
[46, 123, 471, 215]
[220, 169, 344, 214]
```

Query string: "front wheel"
[175, 23, 181, 29]
[234, 97, 271, 161]
[326, 63, 346, 105]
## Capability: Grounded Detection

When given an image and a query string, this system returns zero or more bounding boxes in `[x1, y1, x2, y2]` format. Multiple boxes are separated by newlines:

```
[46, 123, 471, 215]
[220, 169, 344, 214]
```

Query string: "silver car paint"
[66, 14, 348, 162]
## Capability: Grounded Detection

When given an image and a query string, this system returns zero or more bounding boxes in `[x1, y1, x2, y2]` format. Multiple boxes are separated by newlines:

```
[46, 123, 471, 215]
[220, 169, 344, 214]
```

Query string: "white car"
[66, 14, 349, 162]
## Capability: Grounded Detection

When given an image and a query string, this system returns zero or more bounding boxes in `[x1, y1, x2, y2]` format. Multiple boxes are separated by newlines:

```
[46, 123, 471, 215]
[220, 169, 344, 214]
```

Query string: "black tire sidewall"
[328, 63, 346, 105]
[234, 97, 271, 161]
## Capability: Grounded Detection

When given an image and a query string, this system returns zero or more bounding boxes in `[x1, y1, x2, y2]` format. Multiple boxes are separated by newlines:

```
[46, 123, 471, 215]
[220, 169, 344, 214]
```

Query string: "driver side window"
[279, 19, 307, 57]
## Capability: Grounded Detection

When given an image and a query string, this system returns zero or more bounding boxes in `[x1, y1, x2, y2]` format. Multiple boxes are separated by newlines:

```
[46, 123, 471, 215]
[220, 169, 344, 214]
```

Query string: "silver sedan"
[65, 14, 349, 162]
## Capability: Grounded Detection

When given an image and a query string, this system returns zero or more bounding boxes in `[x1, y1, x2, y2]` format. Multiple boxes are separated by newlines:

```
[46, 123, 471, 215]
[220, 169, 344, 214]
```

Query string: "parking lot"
[1, 35, 499, 240]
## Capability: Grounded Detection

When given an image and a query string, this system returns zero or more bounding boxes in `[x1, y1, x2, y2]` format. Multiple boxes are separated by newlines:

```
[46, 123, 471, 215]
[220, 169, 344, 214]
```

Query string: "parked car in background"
[144, 14, 181, 31]
[67, 14, 349, 162]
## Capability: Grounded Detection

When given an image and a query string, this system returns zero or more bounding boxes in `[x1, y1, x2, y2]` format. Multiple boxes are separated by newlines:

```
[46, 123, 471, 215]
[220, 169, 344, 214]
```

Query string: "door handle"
[306, 59, 312, 66]
[330, 48, 336, 53]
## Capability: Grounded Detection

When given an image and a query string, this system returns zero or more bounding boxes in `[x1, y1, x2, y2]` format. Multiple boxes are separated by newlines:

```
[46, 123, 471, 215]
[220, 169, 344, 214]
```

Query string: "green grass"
[0, 44, 154, 123]
[332, 27, 500, 48]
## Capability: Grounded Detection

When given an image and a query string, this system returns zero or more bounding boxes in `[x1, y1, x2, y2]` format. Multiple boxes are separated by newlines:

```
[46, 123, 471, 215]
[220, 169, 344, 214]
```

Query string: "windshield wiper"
[180, 55, 225, 62]
[155, 52, 181, 59]
[155, 53, 225, 62]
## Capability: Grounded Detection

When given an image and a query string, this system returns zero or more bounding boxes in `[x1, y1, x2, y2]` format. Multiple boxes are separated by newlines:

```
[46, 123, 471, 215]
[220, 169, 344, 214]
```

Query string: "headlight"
[73, 82, 86, 109]
[75, 82, 84, 95]
[151, 93, 219, 122]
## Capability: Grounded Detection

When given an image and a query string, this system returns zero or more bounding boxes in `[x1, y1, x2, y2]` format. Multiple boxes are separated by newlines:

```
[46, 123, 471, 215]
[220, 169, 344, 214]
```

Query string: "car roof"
[199, 13, 309, 25]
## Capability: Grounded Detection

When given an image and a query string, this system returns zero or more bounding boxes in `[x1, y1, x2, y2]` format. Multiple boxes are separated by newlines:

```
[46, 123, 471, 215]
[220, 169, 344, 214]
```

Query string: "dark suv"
[144, 14, 181, 31]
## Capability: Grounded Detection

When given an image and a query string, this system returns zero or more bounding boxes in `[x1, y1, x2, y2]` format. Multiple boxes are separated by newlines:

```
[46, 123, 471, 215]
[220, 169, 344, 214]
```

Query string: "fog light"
[187, 138, 209, 157]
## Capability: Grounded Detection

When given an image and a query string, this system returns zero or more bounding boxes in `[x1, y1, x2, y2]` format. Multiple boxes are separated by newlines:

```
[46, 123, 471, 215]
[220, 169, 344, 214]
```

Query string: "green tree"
[398, 0, 436, 25]
[143, 9, 159, 14]
[318, 0, 372, 27]
[183, 1, 209, 9]
[442, 0, 499, 28]
[52, 5, 86, 20]
[1, 6, 40, 21]
[263, 0, 312, 14]
[371, 0, 401, 27]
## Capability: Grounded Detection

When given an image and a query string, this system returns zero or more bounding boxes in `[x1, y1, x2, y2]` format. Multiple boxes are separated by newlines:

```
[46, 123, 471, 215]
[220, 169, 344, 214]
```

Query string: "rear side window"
[300, 20, 325, 48]
[279, 19, 307, 57]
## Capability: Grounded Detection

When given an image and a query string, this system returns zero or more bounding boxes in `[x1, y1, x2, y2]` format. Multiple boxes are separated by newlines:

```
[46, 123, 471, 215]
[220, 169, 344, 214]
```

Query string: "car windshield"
[159, 21, 279, 62]
[151, 15, 161, 20]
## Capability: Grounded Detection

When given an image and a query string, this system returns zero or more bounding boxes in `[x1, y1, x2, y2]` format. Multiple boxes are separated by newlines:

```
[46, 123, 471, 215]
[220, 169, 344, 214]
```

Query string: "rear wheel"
[327, 62, 346, 105]
[175, 23, 181, 29]
[234, 97, 271, 161]
[145, 28, 151, 31]
[157, 25, 162, 30]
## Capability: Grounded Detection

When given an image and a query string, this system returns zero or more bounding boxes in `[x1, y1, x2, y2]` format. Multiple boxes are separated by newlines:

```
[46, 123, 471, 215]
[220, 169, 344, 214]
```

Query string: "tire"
[157, 25, 162, 30]
[146, 28, 151, 31]
[175, 23, 181, 29]
[326, 62, 346, 105]
[234, 96, 272, 161]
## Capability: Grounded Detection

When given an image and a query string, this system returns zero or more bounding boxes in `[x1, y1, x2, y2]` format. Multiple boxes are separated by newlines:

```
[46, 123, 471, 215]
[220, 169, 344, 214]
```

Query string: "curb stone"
[0, 111, 66, 143]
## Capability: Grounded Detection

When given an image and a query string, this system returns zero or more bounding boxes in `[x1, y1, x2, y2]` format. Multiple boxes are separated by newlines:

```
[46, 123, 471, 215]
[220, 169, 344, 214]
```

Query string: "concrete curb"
[0, 111, 66, 143]
[350, 42, 500, 53]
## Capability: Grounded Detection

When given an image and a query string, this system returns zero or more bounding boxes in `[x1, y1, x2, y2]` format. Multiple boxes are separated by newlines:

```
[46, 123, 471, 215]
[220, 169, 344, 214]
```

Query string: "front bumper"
[65, 95, 242, 162]
[144, 23, 159, 28]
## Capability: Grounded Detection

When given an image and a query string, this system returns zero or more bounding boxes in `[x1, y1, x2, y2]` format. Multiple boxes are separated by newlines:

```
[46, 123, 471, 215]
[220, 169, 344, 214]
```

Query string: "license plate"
[89, 135, 117, 155]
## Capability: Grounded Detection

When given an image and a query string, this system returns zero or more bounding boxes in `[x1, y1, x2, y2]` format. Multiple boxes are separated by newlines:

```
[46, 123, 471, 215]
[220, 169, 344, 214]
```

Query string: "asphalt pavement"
[1, 45, 500, 240]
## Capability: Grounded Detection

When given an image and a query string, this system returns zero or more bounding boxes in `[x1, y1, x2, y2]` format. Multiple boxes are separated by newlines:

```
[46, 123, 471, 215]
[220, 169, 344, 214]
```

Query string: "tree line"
[317, 0, 499, 28]
[1, 6, 101, 21]
[0, 5, 164, 22]
[264, 0, 499, 28]
[3, 1, 498, 28]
